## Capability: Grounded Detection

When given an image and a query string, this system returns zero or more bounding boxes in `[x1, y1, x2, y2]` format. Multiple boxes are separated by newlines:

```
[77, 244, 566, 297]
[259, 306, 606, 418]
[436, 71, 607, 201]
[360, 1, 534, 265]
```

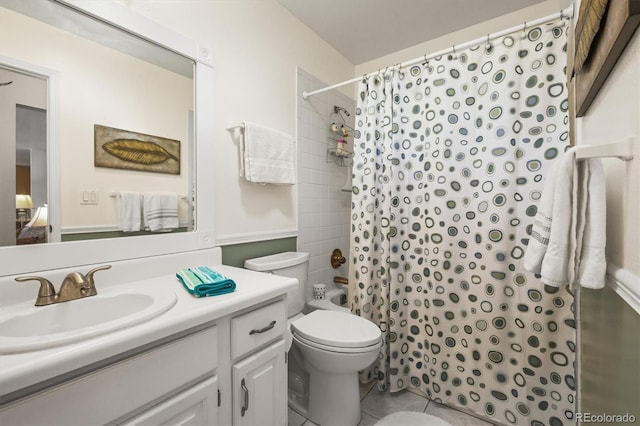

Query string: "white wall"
[297, 69, 353, 294]
[577, 31, 640, 275]
[0, 7, 192, 231]
[575, 29, 640, 419]
[119, 0, 356, 243]
[355, 0, 565, 77]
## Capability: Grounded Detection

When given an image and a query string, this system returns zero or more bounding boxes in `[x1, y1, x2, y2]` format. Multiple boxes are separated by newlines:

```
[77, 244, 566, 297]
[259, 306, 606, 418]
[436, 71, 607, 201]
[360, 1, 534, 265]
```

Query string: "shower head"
[334, 105, 350, 117]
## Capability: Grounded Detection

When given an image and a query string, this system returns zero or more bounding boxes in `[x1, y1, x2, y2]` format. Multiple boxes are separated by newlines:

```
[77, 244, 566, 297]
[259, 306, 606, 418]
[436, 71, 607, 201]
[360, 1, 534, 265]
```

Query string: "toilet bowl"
[291, 310, 382, 426]
[244, 252, 382, 426]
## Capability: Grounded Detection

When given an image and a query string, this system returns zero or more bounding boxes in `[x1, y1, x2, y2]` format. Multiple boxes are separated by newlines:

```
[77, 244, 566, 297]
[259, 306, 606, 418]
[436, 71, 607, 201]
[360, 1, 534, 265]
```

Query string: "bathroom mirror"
[0, 0, 195, 247]
[0, 0, 216, 275]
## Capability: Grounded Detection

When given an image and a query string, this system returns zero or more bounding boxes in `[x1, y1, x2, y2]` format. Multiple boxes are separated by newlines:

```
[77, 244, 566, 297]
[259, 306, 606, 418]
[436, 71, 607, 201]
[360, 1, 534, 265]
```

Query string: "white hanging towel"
[523, 146, 607, 289]
[241, 121, 296, 185]
[118, 191, 141, 232]
[143, 192, 179, 232]
[575, 157, 606, 288]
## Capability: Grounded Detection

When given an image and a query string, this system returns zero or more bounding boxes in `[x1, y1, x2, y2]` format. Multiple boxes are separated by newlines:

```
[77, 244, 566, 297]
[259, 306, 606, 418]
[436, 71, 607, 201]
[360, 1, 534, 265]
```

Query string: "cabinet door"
[121, 376, 218, 426]
[232, 339, 286, 426]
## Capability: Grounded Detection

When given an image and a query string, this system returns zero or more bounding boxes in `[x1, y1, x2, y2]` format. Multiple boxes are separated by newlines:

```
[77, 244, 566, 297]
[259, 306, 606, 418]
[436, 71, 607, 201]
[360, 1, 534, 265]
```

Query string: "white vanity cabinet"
[0, 296, 290, 426]
[230, 300, 287, 426]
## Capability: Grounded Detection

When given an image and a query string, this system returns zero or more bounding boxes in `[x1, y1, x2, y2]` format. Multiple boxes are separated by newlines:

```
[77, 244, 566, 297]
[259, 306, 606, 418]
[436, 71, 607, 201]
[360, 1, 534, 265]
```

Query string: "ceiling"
[277, 0, 547, 64]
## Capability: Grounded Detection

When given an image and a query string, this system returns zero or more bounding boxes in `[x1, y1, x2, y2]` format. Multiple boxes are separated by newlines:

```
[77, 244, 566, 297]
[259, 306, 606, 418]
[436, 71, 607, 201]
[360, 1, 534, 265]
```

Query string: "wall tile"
[297, 68, 354, 295]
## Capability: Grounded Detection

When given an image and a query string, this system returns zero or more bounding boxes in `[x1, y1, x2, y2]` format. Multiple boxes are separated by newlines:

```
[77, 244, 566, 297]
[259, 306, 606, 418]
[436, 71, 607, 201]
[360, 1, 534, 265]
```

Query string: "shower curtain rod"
[302, 5, 574, 100]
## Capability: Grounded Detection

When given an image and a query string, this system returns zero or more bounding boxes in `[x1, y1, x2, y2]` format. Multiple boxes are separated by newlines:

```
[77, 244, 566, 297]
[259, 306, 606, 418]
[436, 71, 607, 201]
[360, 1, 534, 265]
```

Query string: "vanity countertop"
[0, 265, 296, 400]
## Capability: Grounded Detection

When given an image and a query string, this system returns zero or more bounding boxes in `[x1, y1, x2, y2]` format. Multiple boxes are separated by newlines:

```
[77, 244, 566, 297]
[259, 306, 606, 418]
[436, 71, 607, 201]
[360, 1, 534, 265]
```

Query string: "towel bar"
[226, 122, 245, 131]
[575, 137, 634, 161]
[109, 192, 188, 200]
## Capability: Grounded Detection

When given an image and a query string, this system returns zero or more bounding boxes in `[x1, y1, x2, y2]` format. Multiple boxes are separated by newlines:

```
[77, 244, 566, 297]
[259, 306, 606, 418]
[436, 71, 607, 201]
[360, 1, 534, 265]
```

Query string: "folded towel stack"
[176, 266, 237, 297]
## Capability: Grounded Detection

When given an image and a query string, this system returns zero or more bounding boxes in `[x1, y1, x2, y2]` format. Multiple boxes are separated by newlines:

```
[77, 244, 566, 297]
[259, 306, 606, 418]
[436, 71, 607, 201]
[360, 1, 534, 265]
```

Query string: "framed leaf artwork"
[574, 0, 640, 116]
[94, 124, 181, 175]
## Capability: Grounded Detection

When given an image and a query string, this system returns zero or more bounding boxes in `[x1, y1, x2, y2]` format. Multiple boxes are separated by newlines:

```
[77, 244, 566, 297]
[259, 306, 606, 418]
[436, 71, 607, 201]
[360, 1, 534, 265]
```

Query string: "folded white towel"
[576, 158, 606, 288]
[539, 147, 577, 287]
[523, 146, 607, 289]
[143, 192, 179, 232]
[118, 191, 141, 232]
[241, 122, 295, 185]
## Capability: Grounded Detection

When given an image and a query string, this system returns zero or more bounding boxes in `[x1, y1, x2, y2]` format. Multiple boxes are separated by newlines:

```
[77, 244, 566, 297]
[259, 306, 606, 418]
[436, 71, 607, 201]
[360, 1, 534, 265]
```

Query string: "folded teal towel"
[176, 266, 237, 297]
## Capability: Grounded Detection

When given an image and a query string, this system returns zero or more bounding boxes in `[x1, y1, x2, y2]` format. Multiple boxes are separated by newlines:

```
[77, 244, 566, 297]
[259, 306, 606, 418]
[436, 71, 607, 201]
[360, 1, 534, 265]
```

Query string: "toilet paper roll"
[313, 283, 326, 300]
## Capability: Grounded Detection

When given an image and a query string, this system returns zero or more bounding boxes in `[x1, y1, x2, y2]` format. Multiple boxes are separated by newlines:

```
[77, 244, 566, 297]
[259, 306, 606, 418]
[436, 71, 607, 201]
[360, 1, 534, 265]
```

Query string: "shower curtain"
[349, 20, 575, 426]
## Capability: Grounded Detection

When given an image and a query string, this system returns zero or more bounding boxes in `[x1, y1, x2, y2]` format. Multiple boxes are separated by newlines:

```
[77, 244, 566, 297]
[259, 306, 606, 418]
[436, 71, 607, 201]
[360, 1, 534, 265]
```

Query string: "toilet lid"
[291, 310, 381, 348]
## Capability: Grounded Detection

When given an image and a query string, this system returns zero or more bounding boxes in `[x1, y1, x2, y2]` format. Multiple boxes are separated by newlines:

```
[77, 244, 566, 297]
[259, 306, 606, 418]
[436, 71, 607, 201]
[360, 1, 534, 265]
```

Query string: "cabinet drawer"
[231, 300, 286, 359]
[0, 326, 218, 426]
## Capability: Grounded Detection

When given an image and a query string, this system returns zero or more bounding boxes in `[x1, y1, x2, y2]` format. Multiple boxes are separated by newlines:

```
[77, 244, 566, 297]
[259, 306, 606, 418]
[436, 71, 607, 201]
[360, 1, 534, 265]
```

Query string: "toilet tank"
[244, 252, 309, 317]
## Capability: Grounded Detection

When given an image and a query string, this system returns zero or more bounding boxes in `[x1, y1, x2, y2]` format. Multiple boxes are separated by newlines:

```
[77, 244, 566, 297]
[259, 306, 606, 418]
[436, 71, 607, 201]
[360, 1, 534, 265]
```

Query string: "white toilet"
[245, 252, 382, 426]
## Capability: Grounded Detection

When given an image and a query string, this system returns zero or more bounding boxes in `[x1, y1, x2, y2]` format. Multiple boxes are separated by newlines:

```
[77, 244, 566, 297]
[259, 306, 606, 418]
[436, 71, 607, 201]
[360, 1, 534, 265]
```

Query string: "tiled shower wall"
[296, 69, 354, 293]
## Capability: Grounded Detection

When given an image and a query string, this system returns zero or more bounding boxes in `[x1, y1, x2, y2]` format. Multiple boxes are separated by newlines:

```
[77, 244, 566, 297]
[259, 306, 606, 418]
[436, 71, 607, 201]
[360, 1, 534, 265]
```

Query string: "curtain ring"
[487, 34, 490, 45]
[560, 9, 564, 19]
[523, 21, 527, 32]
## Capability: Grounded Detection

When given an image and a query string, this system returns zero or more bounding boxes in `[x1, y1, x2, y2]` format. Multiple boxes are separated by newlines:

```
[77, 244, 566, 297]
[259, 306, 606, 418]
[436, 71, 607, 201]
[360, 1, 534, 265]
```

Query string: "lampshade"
[26, 205, 48, 228]
[15, 194, 34, 209]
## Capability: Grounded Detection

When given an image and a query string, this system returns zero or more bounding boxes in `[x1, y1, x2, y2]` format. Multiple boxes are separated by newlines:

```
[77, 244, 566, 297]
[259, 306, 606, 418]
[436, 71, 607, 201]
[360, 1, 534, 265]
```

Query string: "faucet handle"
[330, 249, 346, 269]
[84, 265, 111, 295]
[15, 276, 56, 306]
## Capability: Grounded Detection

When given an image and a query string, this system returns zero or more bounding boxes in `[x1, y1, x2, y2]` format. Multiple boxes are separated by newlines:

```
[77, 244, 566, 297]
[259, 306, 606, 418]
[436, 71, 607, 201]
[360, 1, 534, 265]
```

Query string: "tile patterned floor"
[288, 382, 497, 426]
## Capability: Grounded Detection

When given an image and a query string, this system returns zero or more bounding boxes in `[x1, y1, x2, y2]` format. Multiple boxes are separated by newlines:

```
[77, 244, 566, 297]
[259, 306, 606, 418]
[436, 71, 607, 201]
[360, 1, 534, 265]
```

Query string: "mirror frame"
[0, 0, 215, 276]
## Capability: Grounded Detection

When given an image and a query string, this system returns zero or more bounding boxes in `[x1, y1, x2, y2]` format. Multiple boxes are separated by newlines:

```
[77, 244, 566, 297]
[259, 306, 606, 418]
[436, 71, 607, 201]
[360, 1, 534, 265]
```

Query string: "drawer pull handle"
[241, 378, 249, 416]
[249, 320, 276, 335]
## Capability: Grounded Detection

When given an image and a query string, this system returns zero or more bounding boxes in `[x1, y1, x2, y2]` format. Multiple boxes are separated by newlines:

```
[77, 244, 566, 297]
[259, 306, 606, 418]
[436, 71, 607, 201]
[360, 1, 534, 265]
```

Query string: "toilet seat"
[291, 310, 381, 349]
[292, 332, 381, 354]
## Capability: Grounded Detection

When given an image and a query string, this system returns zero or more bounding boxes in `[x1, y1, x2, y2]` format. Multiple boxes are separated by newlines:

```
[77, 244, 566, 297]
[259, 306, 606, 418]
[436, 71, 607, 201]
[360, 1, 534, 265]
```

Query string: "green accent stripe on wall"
[61, 227, 188, 241]
[579, 285, 640, 420]
[221, 237, 297, 268]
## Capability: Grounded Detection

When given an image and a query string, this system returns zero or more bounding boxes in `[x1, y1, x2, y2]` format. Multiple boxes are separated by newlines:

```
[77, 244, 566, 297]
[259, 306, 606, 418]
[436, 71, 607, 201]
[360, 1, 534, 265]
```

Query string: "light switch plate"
[80, 190, 99, 205]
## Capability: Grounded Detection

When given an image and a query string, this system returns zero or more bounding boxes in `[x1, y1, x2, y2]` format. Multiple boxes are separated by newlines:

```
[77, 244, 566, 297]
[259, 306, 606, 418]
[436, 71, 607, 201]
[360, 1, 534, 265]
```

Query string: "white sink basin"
[0, 288, 177, 354]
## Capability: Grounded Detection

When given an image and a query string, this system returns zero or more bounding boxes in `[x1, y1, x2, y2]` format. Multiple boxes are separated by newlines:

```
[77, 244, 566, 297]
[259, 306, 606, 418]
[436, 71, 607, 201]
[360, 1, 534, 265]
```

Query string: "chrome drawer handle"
[249, 320, 276, 335]
[241, 378, 249, 416]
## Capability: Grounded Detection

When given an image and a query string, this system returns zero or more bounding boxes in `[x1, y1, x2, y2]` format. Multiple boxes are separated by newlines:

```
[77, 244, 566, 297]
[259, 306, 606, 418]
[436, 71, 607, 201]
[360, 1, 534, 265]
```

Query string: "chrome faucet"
[15, 265, 111, 306]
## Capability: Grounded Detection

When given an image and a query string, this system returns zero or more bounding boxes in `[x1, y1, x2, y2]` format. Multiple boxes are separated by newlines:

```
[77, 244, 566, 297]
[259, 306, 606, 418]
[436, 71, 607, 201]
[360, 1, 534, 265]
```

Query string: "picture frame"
[575, 0, 640, 116]
[94, 124, 181, 175]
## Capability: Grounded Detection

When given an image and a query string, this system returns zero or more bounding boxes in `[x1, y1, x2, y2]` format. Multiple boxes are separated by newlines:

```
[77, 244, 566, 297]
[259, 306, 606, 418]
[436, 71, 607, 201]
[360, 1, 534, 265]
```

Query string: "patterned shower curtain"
[349, 21, 576, 426]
